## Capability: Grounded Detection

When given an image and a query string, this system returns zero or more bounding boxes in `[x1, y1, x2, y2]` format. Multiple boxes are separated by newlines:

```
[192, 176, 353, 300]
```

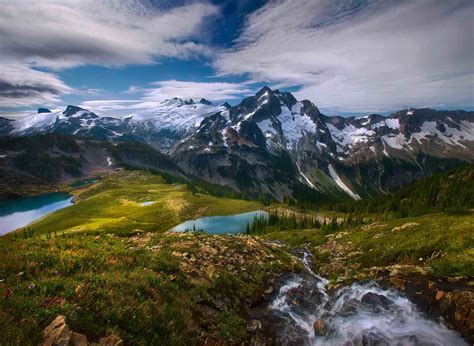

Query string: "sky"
[0, 0, 473, 119]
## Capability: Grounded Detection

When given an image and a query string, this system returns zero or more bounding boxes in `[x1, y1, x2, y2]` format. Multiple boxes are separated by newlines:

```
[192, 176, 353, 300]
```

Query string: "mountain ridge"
[170, 87, 474, 201]
[1, 87, 473, 202]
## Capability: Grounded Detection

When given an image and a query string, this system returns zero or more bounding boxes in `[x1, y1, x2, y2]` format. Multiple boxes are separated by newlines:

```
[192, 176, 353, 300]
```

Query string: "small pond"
[141, 201, 156, 206]
[172, 210, 268, 235]
[0, 193, 73, 235]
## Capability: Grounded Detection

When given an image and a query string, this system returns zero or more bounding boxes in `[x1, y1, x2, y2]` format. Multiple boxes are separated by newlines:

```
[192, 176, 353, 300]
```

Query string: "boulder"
[361, 292, 393, 310]
[42, 315, 87, 346]
[247, 319, 262, 332]
[42, 315, 123, 346]
[313, 319, 326, 336]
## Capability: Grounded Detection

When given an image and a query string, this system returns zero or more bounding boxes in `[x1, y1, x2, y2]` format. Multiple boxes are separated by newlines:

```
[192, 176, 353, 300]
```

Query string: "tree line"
[246, 210, 365, 235]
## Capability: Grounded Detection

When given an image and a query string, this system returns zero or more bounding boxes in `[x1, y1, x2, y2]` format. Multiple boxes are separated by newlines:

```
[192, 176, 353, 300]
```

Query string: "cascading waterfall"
[269, 249, 467, 345]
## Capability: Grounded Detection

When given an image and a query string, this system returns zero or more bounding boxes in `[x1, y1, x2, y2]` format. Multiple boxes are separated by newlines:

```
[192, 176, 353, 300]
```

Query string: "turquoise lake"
[171, 210, 268, 235]
[0, 193, 73, 235]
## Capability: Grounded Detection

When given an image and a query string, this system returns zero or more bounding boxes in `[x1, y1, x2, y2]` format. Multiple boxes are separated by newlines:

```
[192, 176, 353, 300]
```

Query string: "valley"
[0, 88, 473, 345]
[0, 168, 472, 344]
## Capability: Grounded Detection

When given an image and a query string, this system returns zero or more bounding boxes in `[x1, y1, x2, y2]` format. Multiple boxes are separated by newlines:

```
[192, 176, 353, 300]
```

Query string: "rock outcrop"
[42, 315, 123, 346]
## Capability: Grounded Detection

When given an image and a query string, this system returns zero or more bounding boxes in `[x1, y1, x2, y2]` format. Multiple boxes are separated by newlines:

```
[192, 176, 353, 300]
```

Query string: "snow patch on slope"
[382, 133, 407, 150]
[279, 102, 317, 149]
[327, 123, 374, 152]
[373, 118, 400, 129]
[411, 120, 474, 148]
[12, 111, 60, 134]
[257, 118, 277, 139]
[328, 164, 360, 200]
[296, 162, 315, 188]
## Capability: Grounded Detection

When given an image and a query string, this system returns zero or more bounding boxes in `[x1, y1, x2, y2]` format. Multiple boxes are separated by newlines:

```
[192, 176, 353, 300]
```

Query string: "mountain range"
[1, 87, 473, 202]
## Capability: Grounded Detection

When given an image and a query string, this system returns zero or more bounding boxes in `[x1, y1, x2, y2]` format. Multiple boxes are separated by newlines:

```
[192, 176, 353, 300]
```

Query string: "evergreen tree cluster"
[246, 210, 365, 234]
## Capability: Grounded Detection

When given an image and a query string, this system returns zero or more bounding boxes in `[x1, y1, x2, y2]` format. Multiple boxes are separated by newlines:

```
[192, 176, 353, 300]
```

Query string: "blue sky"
[0, 0, 473, 119]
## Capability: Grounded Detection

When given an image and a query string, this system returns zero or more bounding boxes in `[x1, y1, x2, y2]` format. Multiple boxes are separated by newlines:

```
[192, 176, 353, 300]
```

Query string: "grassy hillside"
[7, 171, 263, 238]
[0, 230, 297, 344]
[0, 170, 298, 344]
[261, 212, 473, 279]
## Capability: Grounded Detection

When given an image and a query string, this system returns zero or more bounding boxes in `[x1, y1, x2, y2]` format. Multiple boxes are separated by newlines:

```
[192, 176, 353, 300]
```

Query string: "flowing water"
[269, 249, 467, 345]
[0, 193, 73, 235]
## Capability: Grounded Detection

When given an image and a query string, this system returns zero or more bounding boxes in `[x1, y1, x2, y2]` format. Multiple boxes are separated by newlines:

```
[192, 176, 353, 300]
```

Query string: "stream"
[268, 249, 467, 345]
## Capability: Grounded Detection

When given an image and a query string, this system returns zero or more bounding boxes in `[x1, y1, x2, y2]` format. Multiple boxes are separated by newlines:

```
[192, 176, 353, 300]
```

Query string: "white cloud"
[0, 0, 218, 69]
[0, 64, 71, 107]
[78, 80, 253, 117]
[215, 0, 474, 112]
[143, 80, 253, 101]
[0, 0, 218, 108]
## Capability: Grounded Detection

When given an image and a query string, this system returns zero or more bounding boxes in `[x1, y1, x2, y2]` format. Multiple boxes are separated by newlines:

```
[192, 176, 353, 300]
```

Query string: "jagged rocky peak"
[255, 86, 281, 105]
[63, 105, 99, 119]
[38, 107, 51, 114]
[229, 86, 282, 123]
[63, 105, 85, 116]
[299, 99, 322, 120]
[221, 102, 231, 109]
[199, 98, 213, 105]
[276, 90, 298, 109]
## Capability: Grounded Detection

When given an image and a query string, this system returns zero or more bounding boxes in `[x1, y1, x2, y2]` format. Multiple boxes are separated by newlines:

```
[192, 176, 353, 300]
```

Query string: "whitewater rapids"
[268, 249, 467, 345]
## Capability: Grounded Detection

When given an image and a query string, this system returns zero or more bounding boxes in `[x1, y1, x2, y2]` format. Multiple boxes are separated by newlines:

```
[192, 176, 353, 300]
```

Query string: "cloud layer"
[143, 80, 253, 102]
[0, 0, 217, 107]
[215, 0, 474, 112]
[0, 64, 71, 107]
[80, 80, 253, 116]
[1, 0, 472, 113]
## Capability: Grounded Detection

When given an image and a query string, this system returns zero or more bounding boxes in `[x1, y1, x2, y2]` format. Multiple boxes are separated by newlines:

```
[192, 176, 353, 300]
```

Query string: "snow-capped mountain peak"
[171, 88, 474, 201]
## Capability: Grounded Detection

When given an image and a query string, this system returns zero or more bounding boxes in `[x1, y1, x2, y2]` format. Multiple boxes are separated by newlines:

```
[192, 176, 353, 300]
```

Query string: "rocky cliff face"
[171, 87, 474, 201]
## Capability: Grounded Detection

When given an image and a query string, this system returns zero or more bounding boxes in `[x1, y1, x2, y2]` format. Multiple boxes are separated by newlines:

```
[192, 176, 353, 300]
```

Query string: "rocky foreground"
[2, 216, 472, 344]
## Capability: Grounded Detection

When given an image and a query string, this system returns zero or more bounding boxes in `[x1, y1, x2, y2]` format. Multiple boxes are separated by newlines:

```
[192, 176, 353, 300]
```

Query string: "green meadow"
[8, 170, 263, 238]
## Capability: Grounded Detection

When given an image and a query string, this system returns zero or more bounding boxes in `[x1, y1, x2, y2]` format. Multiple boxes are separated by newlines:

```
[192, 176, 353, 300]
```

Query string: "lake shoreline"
[0, 192, 74, 236]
